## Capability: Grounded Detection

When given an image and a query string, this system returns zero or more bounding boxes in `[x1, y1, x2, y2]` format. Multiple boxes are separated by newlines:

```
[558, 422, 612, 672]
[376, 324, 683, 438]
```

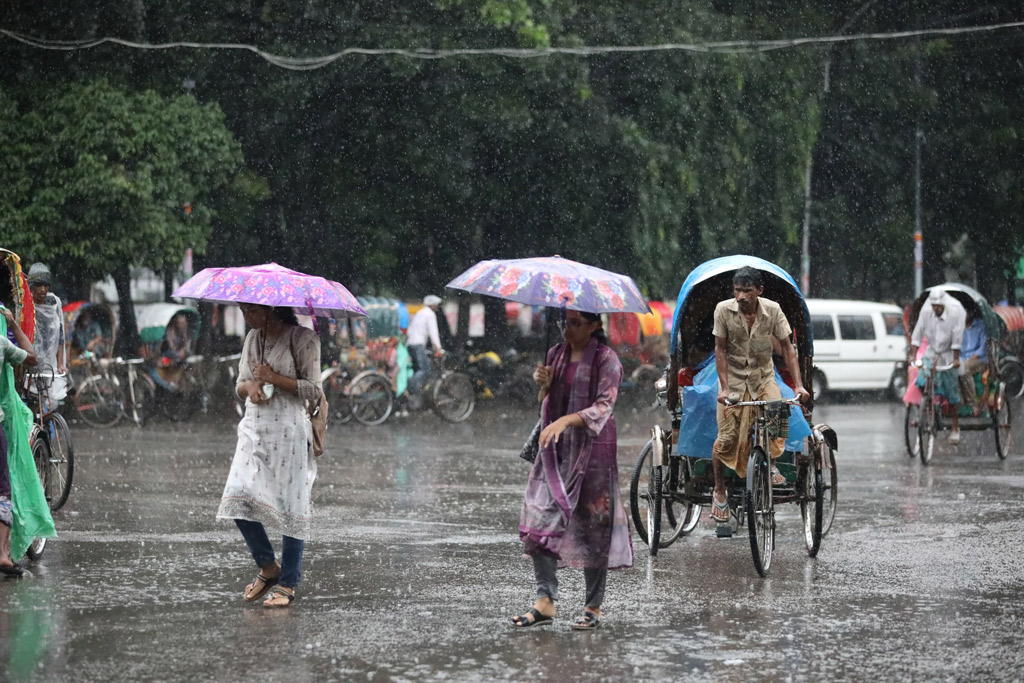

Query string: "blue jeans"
[408, 344, 431, 396]
[235, 519, 305, 588]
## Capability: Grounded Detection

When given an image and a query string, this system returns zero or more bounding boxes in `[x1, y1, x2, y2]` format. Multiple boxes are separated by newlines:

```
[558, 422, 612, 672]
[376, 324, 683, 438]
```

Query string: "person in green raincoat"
[0, 305, 56, 575]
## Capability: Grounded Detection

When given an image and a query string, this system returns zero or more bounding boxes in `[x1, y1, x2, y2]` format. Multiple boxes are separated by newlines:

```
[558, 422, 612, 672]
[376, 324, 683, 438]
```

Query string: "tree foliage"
[0, 0, 1022, 309]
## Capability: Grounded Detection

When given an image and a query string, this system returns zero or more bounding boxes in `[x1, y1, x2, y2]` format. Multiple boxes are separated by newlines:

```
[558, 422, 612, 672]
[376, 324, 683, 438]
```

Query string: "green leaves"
[0, 79, 242, 286]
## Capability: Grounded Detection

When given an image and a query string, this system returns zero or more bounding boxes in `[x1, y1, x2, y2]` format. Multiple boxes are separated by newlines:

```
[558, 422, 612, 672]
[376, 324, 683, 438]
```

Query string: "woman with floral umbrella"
[448, 256, 639, 630]
[174, 263, 364, 608]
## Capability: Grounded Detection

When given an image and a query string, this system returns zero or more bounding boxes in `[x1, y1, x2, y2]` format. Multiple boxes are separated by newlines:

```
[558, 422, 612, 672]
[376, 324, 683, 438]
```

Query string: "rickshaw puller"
[710, 267, 809, 524]
[909, 288, 965, 444]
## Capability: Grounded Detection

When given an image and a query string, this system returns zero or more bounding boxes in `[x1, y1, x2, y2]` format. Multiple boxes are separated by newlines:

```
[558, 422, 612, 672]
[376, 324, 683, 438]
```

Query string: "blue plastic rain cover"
[677, 357, 811, 458]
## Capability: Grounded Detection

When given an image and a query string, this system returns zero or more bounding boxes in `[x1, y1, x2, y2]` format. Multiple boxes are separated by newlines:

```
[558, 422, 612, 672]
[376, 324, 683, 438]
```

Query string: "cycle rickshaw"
[628, 255, 838, 577]
[902, 283, 1012, 464]
[1, 248, 60, 559]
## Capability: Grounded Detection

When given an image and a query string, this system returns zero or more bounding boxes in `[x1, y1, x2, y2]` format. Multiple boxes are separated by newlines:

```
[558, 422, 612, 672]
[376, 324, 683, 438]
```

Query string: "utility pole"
[800, 161, 812, 296]
[914, 129, 923, 296]
[913, 10, 924, 298]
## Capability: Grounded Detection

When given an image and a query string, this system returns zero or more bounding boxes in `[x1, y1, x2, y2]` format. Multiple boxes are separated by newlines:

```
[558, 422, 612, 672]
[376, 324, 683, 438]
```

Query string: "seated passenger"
[959, 309, 987, 413]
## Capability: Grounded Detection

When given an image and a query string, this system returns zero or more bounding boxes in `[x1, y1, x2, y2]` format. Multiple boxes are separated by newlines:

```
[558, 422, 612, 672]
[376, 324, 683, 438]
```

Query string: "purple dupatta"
[519, 337, 633, 569]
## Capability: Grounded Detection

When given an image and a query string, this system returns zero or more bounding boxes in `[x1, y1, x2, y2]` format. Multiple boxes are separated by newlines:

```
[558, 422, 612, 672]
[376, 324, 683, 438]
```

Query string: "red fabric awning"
[994, 305, 1024, 333]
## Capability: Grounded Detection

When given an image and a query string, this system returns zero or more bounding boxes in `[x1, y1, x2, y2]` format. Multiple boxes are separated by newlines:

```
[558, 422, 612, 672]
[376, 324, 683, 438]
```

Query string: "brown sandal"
[244, 572, 279, 602]
[263, 586, 295, 608]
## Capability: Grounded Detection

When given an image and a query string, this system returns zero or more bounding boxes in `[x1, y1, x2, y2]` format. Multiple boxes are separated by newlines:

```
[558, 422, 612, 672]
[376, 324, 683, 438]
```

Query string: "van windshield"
[882, 313, 905, 336]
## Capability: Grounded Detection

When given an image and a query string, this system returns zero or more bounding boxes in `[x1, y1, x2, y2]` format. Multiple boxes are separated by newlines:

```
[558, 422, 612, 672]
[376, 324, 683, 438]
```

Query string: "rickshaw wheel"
[904, 404, 922, 458]
[628, 441, 660, 553]
[746, 447, 774, 577]
[919, 399, 936, 466]
[800, 459, 824, 557]
[822, 448, 838, 537]
[660, 457, 701, 545]
[994, 390, 1012, 460]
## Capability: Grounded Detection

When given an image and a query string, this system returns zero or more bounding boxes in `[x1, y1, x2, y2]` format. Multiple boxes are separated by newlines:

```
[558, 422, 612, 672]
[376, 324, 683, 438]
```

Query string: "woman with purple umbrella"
[216, 303, 322, 608]
[512, 309, 633, 630]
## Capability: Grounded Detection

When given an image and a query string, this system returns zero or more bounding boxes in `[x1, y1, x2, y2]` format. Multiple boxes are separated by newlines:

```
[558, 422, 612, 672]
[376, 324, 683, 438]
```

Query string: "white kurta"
[217, 326, 321, 539]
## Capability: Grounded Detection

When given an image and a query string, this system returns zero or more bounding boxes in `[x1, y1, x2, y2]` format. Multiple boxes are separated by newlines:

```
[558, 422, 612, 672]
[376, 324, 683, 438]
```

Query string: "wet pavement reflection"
[2, 399, 1023, 681]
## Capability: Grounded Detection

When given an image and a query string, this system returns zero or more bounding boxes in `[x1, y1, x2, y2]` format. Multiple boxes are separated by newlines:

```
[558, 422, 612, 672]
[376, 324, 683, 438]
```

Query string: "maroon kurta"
[519, 338, 633, 569]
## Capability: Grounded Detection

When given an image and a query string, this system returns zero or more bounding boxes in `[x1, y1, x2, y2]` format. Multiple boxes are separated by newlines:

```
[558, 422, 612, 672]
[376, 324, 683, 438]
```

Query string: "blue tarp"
[670, 255, 810, 356]
[677, 355, 812, 458]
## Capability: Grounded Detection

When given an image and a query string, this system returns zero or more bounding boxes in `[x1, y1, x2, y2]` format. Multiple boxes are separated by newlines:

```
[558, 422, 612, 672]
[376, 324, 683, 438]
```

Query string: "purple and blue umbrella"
[446, 255, 649, 314]
[172, 262, 366, 319]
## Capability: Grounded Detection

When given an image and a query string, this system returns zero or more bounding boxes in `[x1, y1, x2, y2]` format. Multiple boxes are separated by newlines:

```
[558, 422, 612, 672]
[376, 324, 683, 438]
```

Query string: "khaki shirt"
[712, 297, 792, 396]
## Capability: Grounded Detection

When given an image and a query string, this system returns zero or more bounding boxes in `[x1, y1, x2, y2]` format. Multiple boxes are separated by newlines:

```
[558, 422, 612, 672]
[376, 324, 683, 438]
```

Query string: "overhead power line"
[1, 20, 1023, 71]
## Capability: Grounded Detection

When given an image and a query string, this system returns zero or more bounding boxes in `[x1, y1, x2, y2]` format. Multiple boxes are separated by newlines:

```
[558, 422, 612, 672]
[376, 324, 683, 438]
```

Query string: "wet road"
[2, 399, 1023, 682]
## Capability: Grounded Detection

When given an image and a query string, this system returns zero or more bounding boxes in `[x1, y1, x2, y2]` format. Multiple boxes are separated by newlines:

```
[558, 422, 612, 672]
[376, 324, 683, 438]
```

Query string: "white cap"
[928, 288, 945, 304]
[423, 295, 442, 307]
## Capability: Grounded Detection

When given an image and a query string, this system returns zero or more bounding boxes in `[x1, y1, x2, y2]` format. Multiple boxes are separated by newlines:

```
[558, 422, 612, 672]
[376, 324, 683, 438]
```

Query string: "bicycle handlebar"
[912, 360, 956, 371]
[724, 396, 803, 408]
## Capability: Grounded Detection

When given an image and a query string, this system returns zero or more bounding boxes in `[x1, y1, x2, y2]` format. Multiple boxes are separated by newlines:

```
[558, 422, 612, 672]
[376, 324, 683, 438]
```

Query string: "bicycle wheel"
[628, 440, 661, 553]
[25, 536, 46, 561]
[746, 447, 774, 577]
[161, 370, 199, 422]
[41, 413, 74, 511]
[350, 372, 394, 426]
[800, 461, 824, 557]
[821, 447, 838, 537]
[904, 403, 921, 458]
[30, 431, 57, 520]
[73, 376, 123, 427]
[919, 397, 935, 466]
[994, 388, 1012, 460]
[431, 372, 475, 423]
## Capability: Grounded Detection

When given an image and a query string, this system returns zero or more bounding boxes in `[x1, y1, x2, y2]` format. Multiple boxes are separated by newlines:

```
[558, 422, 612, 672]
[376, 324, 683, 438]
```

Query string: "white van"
[806, 299, 907, 399]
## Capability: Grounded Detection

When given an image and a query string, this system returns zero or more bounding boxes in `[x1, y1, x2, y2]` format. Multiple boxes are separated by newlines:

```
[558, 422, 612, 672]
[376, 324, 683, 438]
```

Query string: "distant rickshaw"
[903, 283, 1012, 463]
[993, 305, 1024, 399]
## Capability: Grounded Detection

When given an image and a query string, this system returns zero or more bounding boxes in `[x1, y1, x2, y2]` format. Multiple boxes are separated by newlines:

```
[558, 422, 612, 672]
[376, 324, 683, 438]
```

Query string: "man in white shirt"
[910, 288, 966, 443]
[407, 295, 445, 402]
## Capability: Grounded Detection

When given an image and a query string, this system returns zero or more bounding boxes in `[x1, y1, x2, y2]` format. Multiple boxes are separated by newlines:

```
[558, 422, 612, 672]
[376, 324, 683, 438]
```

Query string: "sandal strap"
[266, 587, 294, 601]
[512, 607, 547, 625]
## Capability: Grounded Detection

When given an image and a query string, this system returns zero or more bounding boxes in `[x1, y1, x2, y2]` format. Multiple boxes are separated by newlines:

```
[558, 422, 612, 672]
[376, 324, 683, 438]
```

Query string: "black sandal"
[511, 607, 553, 628]
[571, 611, 601, 631]
[0, 563, 24, 578]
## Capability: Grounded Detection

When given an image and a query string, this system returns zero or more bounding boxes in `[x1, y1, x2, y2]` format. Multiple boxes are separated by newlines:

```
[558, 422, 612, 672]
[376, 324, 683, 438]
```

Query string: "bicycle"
[22, 366, 75, 560]
[914, 360, 957, 465]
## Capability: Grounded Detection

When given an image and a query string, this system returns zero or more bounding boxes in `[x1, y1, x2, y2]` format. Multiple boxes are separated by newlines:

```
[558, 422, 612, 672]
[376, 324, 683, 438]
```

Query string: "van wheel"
[812, 371, 827, 403]
[888, 367, 908, 401]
